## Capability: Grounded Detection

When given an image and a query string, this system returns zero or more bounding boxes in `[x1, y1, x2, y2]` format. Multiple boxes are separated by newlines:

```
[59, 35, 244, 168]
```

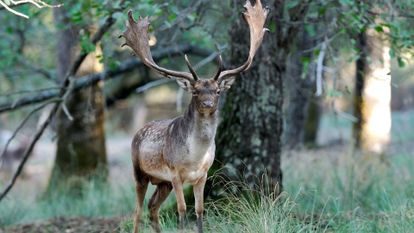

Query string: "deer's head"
[121, 0, 269, 115]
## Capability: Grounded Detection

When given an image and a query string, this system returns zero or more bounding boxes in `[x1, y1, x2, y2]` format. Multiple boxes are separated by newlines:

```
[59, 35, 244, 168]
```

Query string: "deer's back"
[132, 119, 173, 182]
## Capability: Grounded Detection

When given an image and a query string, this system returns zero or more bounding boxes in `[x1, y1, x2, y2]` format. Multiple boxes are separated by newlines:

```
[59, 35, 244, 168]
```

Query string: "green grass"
[0, 181, 136, 227]
[121, 151, 414, 233]
[2, 149, 414, 233]
[192, 150, 413, 233]
[281, 150, 414, 233]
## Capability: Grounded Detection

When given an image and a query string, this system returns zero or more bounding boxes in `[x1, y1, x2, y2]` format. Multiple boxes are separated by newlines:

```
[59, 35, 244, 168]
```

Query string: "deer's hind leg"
[133, 167, 149, 233]
[148, 182, 173, 233]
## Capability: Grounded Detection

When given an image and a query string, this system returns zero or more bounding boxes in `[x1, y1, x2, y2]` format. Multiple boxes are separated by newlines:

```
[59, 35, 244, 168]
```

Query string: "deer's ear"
[219, 77, 236, 91]
[176, 78, 194, 92]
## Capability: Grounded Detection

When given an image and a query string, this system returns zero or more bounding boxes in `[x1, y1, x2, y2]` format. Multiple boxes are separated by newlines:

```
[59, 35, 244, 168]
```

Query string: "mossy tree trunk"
[353, 18, 391, 154]
[216, 35, 283, 194]
[211, 1, 309, 197]
[48, 7, 108, 192]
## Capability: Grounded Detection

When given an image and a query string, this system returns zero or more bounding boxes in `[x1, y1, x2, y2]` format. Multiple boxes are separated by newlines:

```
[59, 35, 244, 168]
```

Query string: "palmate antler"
[121, 0, 268, 83]
[216, 0, 269, 82]
[121, 11, 197, 83]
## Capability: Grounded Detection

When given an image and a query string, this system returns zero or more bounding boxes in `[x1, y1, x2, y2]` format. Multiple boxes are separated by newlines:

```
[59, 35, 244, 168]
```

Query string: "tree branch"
[0, 0, 61, 18]
[0, 102, 59, 201]
[0, 44, 212, 113]
[16, 56, 56, 82]
[315, 37, 327, 96]
[0, 12, 115, 202]
[0, 99, 58, 167]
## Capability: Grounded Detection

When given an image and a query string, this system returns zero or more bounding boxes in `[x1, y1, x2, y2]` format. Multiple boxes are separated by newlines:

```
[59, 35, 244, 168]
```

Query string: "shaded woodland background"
[1, 0, 414, 232]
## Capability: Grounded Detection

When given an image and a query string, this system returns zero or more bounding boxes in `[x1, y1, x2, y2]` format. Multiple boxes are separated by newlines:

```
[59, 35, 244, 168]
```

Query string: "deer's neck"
[184, 98, 218, 145]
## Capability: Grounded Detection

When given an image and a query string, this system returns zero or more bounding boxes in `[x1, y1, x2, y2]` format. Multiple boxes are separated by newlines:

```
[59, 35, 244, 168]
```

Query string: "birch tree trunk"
[353, 21, 391, 154]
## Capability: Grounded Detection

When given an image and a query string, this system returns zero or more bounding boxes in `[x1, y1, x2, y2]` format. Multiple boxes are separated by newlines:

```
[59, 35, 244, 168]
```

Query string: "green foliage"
[333, 0, 414, 60]
[287, 0, 301, 10]
[300, 56, 311, 79]
[80, 32, 96, 53]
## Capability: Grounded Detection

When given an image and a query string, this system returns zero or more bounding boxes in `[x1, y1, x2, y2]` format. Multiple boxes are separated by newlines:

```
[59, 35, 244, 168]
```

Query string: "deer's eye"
[216, 90, 221, 95]
[192, 91, 199, 96]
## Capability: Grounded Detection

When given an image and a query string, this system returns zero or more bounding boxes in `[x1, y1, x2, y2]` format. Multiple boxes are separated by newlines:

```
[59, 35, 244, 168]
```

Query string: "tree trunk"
[353, 23, 391, 154]
[284, 31, 319, 149]
[303, 94, 322, 146]
[48, 7, 108, 192]
[213, 2, 284, 196]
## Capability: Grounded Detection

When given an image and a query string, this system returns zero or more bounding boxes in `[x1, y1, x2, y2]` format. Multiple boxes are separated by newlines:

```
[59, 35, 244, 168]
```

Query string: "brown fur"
[131, 80, 220, 233]
[124, 1, 268, 231]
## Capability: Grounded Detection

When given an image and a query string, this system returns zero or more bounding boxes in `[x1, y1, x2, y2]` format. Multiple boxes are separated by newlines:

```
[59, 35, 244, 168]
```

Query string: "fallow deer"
[121, 0, 268, 232]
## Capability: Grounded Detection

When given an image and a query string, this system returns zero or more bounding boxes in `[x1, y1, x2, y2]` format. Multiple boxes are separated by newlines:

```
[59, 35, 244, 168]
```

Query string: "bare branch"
[10, 0, 59, 8]
[0, 87, 59, 98]
[0, 11, 116, 202]
[315, 37, 328, 96]
[0, 0, 29, 18]
[136, 79, 173, 94]
[0, 0, 62, 18]
[0, 102, 59, 201]
[0, 99, 58, 168]
[0, 45, 212, 113]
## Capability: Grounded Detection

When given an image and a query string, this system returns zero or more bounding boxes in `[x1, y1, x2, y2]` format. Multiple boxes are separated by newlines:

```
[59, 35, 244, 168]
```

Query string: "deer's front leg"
[172, 176, 186, 231]
[193, 174, 207, 233]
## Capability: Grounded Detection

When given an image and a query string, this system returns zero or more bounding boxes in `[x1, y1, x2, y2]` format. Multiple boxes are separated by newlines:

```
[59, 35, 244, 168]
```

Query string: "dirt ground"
[0, 216, 124, 233]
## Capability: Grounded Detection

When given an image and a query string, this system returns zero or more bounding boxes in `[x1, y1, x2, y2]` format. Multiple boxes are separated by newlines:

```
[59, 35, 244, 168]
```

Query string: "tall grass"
[121, 150, 414, 233]
[197, 151, 413, 233]
[2, 149, 414, 233]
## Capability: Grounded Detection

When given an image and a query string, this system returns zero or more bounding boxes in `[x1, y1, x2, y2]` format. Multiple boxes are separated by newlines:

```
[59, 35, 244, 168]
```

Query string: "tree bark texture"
[353, 22, 391, 154]
[214, 1, 288, 196]
[49, 7, 108, 191]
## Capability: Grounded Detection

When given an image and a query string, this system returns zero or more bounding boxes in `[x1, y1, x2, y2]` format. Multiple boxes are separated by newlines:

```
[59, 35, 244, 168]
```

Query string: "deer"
[120, 0, 268, 232]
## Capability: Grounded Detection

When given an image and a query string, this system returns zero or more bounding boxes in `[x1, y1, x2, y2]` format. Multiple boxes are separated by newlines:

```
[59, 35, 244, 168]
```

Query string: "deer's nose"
[201, 100, 214, 108]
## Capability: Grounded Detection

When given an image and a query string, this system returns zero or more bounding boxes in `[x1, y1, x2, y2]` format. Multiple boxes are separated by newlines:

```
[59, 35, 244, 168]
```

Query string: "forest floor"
[0, 110, 413, 232]
[1, 217, 123, 233]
